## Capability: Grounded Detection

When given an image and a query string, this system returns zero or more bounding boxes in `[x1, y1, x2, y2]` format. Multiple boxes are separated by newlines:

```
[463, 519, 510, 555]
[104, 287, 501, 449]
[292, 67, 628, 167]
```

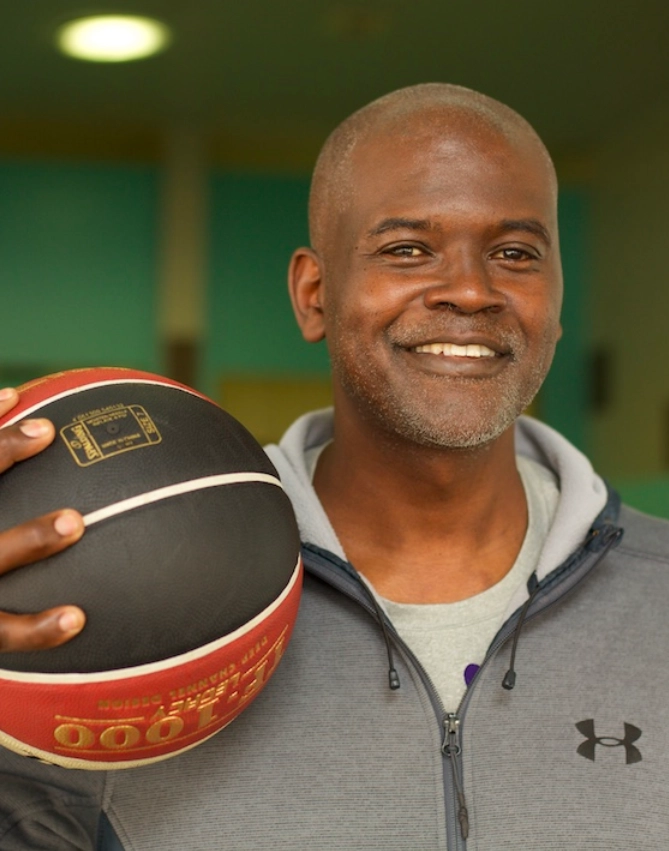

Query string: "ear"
[288, 247, 326, 343]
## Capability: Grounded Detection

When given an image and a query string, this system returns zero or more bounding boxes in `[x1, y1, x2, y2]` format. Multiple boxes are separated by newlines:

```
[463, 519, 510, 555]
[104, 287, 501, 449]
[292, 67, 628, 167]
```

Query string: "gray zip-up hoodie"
[1, 412, 669, 850]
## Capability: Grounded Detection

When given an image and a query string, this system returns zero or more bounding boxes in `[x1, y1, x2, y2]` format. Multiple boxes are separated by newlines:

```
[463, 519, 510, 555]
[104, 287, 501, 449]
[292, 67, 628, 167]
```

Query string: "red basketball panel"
[0, 560, 301, 769]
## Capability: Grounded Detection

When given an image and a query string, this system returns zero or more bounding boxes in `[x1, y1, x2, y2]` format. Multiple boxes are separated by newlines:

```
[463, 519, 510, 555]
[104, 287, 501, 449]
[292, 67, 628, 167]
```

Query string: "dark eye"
[490, 247, 536, 262]
[385, 244, 425, 258]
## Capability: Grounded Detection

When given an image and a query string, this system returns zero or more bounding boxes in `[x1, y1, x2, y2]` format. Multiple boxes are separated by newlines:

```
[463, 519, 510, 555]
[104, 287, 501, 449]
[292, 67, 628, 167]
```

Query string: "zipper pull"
[442, 714, 470, 840]
[442, 713, 461, 757]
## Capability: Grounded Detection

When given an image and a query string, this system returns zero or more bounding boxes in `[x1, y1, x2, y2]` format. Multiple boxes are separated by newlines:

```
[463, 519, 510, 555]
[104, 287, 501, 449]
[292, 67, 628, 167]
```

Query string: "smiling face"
[294, 107, 563, 451]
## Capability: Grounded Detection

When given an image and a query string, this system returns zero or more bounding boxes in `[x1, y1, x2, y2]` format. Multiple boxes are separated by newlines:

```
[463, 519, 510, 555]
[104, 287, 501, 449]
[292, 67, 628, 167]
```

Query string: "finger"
[0, 510, 85, 576]
[0, 387, 19, 417]
[0, 606, 86, 652]
[0, 417, 56, 473]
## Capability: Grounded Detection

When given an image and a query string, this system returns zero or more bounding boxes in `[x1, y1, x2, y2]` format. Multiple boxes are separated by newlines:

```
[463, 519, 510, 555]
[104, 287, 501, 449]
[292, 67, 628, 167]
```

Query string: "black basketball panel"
[0, 384, 281, 530]
[0, 483, 300, 674]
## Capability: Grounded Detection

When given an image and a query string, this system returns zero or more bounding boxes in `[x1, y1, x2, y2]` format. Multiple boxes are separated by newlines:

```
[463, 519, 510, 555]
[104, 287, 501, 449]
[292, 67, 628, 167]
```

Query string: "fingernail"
[58, 609, 84, 633]
[19, 419, 50, 438]
[0, 388, 16, 401]
[54, 511, 82, 537]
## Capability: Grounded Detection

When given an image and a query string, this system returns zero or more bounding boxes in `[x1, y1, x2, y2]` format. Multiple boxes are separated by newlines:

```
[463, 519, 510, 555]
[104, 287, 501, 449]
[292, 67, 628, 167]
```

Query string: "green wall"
[203, 172, 329, 395]
[539, 191, 589, 453]
[0, 161, 159, 385]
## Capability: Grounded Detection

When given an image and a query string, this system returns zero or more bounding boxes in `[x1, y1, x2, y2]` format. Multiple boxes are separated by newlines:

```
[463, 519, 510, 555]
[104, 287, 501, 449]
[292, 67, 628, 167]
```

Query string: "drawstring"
[502, 573, 541, 690]
[501, 523, 623, 690]
[300, 544, 401, 690]
[359, 581, 401, 690]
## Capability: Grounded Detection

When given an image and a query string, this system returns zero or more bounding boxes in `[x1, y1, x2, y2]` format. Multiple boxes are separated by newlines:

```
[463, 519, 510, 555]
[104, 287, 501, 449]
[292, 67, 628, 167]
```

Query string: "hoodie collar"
[265, 408, 345, 560]
[264, 409, 609, 598]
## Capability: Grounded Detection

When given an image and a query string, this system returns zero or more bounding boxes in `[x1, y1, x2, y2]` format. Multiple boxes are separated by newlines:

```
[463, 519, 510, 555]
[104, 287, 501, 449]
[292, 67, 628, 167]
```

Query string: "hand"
[0, 388, 86, 652]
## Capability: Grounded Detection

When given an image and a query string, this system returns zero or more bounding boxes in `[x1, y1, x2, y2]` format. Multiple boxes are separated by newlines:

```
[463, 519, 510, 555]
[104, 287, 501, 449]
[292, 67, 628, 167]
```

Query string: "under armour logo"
[575, 719, 642, 764]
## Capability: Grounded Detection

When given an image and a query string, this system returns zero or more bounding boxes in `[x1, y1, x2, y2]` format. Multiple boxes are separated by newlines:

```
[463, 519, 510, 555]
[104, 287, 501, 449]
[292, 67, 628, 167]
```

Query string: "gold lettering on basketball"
[146, 716, 184, 744]
[239, 661, 268, 703]
[241, 635, 269, 665]
[61, 404, 161, 466]
[54, 723, 95, 749]
[99, 725, 141, 750]
[98, 693, 162, 711]
[52, 628, 292, 755]
[167, 664, 237, 700]
[75, 404, 125, 422]
[135, 408, 157, 434]
[196, 700, 219, 729]
[70, 423, 101, 462]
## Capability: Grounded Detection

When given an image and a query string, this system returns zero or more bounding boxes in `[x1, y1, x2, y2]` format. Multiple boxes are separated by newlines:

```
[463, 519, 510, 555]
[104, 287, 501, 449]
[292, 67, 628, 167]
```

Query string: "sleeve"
[0, 772, 106, 851]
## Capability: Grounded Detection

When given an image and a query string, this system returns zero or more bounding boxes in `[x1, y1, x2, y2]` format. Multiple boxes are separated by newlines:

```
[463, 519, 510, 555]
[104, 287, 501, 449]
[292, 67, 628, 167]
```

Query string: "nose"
[423, 251, 505, 314]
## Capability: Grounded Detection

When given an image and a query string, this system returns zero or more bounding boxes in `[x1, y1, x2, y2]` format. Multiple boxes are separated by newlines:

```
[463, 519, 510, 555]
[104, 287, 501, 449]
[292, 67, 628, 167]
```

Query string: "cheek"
[521, 289, 562, 340]
[530, 310, 563, 378]
[324, 275, 398, 337]
[353, 271, 423, 330]
[546, 302, 564, 345]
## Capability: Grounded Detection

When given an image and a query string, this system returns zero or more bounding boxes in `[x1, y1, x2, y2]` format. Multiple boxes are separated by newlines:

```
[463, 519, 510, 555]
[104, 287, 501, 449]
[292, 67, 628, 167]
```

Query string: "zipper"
[442, 713, 469, 840]
[437, 524, 622, 844]
[303, 545, 467, 850]
[301, 520, 622, 850]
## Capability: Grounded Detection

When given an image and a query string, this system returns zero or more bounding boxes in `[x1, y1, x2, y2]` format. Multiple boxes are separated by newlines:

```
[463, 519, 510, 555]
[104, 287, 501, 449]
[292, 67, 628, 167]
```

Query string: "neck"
[313, 412, 528, 603]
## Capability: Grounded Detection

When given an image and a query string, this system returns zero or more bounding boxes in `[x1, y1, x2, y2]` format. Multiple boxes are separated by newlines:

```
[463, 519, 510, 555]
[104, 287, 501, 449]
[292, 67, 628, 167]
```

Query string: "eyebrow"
[498, 219, 552, 246]
[367, 216, 552, 245]
[366, 217, 438, 237]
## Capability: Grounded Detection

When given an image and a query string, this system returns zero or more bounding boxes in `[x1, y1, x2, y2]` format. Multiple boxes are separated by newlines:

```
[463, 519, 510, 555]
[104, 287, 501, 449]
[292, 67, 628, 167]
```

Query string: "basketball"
[0, 367, 302, 769]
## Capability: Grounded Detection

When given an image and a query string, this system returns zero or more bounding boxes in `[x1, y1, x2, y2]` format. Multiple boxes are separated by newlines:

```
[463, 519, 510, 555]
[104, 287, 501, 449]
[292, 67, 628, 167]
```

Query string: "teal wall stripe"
[539, 190, 589, 453]
[0, 161, 159, 380]
[204, 172, 330, 396]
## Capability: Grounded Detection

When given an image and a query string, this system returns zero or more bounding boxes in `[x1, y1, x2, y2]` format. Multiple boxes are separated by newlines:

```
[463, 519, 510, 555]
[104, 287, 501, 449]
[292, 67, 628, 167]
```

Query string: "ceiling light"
[55, 15, 171, 63]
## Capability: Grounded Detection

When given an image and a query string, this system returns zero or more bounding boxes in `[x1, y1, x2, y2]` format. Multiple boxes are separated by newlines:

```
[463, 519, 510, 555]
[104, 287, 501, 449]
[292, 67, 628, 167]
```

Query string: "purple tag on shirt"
[464, 664, 480, 686]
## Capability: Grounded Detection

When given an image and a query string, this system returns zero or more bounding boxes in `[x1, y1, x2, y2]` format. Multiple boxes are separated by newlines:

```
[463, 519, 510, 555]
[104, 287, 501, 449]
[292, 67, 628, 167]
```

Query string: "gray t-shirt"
[306, 447, 560, 712]
[376, 457, 559, 711]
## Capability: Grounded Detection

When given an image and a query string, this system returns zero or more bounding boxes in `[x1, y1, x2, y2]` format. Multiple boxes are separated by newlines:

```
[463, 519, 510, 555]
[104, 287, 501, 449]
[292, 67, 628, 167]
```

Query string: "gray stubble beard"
[332, 328, 557, 452]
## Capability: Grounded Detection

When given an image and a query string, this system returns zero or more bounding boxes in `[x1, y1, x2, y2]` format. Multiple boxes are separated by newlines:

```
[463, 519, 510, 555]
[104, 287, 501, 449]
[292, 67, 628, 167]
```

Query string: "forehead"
[339, 119, 557, 238]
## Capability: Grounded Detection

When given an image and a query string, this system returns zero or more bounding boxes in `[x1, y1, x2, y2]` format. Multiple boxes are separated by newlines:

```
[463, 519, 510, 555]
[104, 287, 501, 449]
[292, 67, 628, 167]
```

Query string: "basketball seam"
[0, 557, 302, 684]
[82, 472, 283, 527]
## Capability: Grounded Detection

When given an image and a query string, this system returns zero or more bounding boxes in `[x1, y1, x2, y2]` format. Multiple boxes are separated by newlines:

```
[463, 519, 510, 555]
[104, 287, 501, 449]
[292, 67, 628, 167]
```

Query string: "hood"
[264, 409, 609, 615]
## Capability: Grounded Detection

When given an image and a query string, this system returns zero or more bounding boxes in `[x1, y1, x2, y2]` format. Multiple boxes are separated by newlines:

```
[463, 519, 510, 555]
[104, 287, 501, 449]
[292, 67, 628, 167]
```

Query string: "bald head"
[309, 83, 557, 257]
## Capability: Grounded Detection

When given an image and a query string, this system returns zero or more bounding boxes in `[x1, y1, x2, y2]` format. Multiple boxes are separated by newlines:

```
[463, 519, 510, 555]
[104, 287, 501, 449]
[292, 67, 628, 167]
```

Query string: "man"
[0, 83, 668, 849]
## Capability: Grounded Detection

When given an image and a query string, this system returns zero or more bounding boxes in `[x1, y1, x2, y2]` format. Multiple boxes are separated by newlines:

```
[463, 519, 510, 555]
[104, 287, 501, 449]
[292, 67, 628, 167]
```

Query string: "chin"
[336, 353, 547, 452]
[362, 382, 530, 451]
[392, 417, 516, 451]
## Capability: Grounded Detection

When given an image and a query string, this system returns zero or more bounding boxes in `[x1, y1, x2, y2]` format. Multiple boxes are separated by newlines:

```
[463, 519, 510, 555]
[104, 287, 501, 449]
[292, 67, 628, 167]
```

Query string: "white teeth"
[413, 343, 497, 358]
